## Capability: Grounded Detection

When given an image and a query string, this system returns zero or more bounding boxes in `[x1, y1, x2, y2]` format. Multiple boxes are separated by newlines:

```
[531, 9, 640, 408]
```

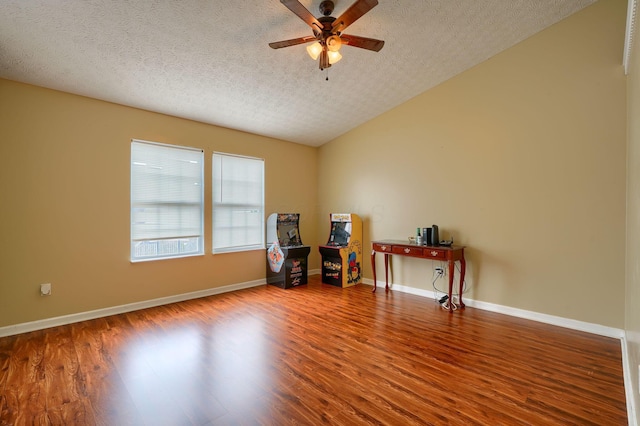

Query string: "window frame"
[130, 139, 205, 262]
[212, 152, 265, 254]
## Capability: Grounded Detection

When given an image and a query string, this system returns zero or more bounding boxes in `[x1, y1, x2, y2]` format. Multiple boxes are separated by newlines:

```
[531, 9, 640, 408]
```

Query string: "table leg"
[447, 259, 455, 313]
[384, 254, 389, 291]
[458, 257, 466, 309]
[371, 250, 377, 293]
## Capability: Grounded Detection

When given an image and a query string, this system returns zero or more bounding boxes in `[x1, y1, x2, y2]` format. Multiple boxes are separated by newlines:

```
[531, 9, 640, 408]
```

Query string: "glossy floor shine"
[0, 275, 628, 425]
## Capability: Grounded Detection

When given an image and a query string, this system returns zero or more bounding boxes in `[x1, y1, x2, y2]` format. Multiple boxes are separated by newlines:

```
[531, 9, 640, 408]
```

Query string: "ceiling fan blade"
[269, 35, 317, 49]
[331, 0, 378, 33]
[280, 0, 323, 33]
[340, 34, 384, 52]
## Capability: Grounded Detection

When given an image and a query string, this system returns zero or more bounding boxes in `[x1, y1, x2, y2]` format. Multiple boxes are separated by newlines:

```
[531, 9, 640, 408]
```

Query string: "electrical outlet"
[435, 267, 444, 276]
[40, 283, 51, 296]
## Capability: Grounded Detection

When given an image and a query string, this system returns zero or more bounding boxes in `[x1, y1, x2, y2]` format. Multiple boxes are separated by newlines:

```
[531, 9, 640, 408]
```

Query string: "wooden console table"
[371, 240, 466, 312]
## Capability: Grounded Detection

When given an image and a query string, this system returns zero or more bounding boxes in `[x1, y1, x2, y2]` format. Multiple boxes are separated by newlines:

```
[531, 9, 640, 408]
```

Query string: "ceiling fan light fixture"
[326, 35, 342, 52]
[328, 50, 342, 64]
[306, 42, 323, 60]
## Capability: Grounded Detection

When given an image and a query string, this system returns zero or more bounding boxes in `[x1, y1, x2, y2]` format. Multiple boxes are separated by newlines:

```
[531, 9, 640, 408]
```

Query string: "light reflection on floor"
[117, 310, 274, 423]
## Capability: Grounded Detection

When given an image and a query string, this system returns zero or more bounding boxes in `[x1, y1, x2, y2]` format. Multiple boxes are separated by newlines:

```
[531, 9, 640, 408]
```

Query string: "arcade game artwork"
[318, 213, 363, 288]
[266, 213, 311, 289]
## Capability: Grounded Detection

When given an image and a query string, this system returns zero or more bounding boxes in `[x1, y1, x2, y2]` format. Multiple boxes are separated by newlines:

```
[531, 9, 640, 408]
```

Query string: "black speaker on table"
[423, 228, 431, 246]
[430, 225, 439, 246]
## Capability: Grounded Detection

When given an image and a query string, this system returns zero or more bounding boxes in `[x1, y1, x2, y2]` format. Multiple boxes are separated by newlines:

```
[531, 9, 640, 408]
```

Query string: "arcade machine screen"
[328, 222, 351, 247]
[278, 223, 301, 247]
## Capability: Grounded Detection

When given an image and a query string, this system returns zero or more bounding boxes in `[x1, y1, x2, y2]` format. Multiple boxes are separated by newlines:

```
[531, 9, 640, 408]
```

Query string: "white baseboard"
[0, 278, 267, 338]
[361, 278, 623, 338]
[621, 334, 639, 426]
[0, 273, 624, 340]
[0, 270, 324, 338]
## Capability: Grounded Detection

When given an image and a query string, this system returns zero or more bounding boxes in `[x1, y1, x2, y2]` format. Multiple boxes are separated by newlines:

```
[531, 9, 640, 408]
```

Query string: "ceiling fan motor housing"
[319, 1, 335, 16]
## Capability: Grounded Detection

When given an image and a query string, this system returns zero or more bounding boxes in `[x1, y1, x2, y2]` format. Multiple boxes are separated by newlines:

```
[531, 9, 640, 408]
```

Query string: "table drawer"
[423, 248, 447, 260]
[373, 243, 393, 253]
[392, 245, 423, 257]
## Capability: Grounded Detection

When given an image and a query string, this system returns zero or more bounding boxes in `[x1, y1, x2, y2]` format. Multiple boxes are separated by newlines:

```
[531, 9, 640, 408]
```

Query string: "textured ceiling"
[0, 0, 596, 147]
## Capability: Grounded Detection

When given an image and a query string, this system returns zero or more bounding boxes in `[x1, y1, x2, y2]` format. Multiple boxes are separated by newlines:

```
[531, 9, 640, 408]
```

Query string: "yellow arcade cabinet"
[318, 213, 363, 287]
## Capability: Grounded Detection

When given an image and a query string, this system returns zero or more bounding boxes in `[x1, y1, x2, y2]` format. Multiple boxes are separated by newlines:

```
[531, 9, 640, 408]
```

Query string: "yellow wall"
[319, 0, 627, 327]
[0, 80, 319, 327]
[625, 0, 640, 419]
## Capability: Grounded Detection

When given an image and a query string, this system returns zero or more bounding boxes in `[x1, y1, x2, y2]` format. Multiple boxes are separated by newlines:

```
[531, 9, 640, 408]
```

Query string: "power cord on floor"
[431, 260, 466, 310]
[441, 297, 458, 311]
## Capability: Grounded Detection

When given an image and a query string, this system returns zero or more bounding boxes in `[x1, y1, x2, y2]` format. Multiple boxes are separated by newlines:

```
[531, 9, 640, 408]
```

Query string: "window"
[212, 152, 265, 253]
[131, 140, 204, 262]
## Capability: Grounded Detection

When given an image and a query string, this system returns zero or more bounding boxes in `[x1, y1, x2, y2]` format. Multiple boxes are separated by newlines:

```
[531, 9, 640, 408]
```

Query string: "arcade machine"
[318, 213, 363, 288]
[266, 213, 311, 289]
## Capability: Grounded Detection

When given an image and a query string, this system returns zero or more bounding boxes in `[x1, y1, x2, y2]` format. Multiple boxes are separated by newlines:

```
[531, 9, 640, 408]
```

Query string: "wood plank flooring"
[0, 275, 628, 425]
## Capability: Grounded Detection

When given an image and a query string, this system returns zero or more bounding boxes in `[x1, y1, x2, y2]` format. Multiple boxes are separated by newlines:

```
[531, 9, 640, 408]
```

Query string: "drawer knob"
[430, 251, 438, 257]
[404, 248, 410, 253]
[381, 245, 387, 251]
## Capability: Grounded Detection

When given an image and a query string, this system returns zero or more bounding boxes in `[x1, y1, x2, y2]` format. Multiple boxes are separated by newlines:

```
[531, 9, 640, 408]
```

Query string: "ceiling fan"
[269, 0, 385, 70]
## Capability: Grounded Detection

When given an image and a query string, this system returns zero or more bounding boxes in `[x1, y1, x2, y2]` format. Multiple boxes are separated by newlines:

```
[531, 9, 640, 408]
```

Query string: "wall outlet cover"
[40, 283, 51, 296]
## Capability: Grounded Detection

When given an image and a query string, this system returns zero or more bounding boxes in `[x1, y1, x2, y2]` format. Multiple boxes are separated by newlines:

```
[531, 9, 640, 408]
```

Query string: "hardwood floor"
[0, 275, 627, 425]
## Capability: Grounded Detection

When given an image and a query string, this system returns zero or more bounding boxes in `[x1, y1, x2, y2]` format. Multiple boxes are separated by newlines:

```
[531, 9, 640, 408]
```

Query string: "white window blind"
[212, 152, 265, 253]
[131, 140, 204, 262]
